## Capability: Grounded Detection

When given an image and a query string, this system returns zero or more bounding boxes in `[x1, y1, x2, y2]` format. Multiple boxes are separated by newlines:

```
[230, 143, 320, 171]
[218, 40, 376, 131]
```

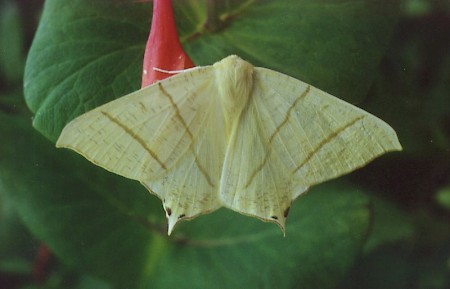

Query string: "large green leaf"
[1, 110, 371, 288]
[24, 0, 399, 141]
[24, 0, 150, 142]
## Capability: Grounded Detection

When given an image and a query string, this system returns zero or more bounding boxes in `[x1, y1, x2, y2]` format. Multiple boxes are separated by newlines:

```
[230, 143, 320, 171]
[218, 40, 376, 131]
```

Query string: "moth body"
[214, 55, 254, 138]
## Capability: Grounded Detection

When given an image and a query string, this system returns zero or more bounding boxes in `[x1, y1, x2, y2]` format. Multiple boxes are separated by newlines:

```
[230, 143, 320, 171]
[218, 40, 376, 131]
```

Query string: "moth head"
[215, 55, 254, 100]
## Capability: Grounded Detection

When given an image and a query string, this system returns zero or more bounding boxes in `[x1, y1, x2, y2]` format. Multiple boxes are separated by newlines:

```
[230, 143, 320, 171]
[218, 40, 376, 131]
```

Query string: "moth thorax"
[214, 55, 254, 135]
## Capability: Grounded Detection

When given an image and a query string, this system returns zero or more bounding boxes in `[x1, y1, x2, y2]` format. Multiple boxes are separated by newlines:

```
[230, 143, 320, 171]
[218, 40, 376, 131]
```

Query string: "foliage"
[0, 0, 449, 288]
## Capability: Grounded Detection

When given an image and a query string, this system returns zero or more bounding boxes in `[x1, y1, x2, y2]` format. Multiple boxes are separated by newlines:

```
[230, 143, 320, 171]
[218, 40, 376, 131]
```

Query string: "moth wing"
[254, 68, 402, 190]
[141, 81, 227, 234]
[56, 66, 217, 181]
[57, 66, 228, 235]
[220, 67, 402, 231]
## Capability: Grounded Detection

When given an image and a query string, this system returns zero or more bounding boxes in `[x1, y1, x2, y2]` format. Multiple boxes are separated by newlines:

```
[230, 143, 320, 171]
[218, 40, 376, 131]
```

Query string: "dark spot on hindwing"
[166, 207, 172, 216]
[178, 214, 186, 219]
[271, 215, 278, 220]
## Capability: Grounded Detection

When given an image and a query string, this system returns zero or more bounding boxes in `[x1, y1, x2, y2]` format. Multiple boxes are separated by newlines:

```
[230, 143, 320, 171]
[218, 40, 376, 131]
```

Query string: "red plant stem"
[141, 0, 195, 87]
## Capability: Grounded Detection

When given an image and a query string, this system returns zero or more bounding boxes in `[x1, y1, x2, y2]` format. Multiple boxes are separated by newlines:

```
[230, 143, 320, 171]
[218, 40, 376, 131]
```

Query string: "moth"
[57, 55, 402, 234]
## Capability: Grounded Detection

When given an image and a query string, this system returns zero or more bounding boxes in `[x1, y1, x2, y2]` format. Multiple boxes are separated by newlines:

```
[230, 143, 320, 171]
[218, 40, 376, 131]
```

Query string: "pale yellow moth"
[57, 55, 402, 235]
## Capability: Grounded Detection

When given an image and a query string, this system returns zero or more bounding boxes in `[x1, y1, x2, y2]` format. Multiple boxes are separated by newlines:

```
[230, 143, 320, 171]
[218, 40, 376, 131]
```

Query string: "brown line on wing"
[100, 111, 167, 170]
[268, 85, 310, 143]
[158, 83, 215, 187]
[244, 85, 311, 189]
[293, 115, 366, 174]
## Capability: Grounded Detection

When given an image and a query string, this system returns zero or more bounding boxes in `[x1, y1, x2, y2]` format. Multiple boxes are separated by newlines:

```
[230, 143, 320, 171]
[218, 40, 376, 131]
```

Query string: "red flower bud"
[141, 0, 195, 88]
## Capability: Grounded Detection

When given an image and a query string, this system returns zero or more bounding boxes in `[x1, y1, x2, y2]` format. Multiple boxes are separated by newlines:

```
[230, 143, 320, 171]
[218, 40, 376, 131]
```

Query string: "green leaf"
[24, 0, 399, 141]
[24, 0, 151, 141]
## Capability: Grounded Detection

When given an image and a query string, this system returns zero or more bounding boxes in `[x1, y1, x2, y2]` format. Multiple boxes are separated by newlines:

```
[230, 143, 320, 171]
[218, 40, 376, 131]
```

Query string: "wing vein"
[293, 115, 366, 174]
[158, 82, 215, 187]
[100, 111, 167, 170]
[245, 85, 311, 188]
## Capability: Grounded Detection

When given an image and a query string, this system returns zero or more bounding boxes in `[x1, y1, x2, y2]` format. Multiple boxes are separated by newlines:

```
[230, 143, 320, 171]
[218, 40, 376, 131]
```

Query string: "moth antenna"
[153, 66, 199, 74]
